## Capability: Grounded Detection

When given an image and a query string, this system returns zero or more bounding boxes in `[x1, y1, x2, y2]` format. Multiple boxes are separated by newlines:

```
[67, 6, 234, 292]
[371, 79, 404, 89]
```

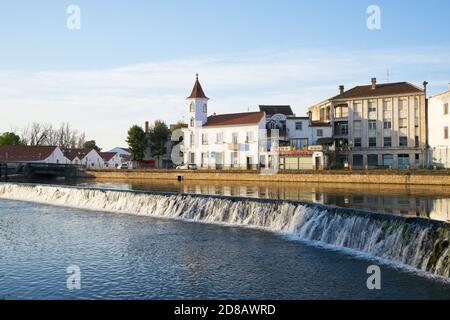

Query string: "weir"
[0, 182, 449, 279]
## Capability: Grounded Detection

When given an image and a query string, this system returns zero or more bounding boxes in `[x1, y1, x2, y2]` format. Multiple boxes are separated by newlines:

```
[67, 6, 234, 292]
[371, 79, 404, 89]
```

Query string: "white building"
[428, 88, 450, 168]
[259, 105, 332, 148]
[181, 76, 329, 171]
[62, 148, 104, 169]
[308, 79, 427, 169]
[99, 152, 122, 168]
[182, 76, 269, 170]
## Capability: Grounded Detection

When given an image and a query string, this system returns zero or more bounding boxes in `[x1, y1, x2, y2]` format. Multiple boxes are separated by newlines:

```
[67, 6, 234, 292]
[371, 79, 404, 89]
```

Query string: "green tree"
[126, 125, 147, 161]
[149, 120, 171, 160]
[83, 140, 102, 152]
[0, 132, 23, 146]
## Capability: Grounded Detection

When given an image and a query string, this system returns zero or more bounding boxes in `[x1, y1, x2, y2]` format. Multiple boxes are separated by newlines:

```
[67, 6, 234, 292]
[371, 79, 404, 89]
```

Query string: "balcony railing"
[227, 143, 239, 151]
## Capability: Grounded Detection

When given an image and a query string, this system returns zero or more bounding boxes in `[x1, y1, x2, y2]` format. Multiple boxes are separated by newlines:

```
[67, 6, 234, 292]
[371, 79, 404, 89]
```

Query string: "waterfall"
[0, 183, 449, 279]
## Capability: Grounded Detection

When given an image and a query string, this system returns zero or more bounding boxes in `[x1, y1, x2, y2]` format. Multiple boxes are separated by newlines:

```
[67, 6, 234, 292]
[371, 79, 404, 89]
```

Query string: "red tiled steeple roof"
[187, 74, 209, 100]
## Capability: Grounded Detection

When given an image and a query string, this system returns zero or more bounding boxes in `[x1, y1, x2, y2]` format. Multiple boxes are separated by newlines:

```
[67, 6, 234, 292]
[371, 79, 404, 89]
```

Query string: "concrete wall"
[86, 169, 450, 186]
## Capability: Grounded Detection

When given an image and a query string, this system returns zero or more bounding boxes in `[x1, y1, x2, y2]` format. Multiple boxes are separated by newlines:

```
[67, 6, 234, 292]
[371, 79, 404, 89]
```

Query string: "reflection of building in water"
[427, 198, 450, 222]
[181, 183, 450, 222]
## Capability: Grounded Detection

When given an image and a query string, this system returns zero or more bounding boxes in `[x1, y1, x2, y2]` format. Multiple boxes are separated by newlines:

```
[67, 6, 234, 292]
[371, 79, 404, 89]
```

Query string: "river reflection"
[68, 178, 450, 223]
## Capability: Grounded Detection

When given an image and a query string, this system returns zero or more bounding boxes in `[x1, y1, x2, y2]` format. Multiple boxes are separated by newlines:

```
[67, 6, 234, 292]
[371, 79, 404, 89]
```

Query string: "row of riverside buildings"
[0, 146, 130, 169]
[182, 76, 450, 170]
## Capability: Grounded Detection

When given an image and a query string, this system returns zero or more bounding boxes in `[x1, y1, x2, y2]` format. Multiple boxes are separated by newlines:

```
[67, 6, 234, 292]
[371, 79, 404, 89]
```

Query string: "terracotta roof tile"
[332, 82, 423, 100]
[99, 152, 117, 161]
[203, 112, 265, 127]
[0, 146, 58, 162]
[61, 148, 92, 161]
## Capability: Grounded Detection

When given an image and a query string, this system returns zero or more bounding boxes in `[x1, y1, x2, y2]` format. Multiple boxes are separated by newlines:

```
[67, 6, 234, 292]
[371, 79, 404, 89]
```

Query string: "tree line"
[126, 120, 186, 161]
[0, 122, 101, 151]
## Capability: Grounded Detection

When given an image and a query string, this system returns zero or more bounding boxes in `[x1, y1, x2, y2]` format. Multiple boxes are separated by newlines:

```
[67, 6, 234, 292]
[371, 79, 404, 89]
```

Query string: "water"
[1, 198, 450, 300]
[70, 178, 450, 222]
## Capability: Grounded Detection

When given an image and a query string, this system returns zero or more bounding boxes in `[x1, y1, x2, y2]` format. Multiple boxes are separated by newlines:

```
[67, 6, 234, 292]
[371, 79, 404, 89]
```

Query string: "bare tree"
[19, 122, 88, 148]
[21, 123, 53, 146]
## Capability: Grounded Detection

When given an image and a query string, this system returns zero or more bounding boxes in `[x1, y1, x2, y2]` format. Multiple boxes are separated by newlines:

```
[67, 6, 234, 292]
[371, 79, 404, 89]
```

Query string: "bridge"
[1, 162, 85, 179]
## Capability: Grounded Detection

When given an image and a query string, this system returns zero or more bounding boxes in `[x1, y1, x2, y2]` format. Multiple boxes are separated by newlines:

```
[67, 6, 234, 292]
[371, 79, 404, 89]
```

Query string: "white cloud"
[0, 46, 449, 149]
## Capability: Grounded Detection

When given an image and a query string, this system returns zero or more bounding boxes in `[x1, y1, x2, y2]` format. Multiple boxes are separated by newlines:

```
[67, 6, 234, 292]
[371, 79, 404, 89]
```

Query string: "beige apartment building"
[309, 79, 427, 169]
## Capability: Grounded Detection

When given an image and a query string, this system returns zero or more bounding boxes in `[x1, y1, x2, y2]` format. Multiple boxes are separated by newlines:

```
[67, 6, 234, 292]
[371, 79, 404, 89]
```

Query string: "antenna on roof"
[196, 73, 199, 81]
[386, 69, 390, 83]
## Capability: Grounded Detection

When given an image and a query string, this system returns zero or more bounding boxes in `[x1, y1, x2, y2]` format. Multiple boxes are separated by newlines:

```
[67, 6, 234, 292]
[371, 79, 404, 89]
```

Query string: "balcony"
[227, 143, 239, 151]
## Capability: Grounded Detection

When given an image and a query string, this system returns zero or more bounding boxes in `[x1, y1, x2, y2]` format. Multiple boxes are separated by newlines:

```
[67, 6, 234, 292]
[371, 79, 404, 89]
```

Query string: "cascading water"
[0, 183, 449, 279]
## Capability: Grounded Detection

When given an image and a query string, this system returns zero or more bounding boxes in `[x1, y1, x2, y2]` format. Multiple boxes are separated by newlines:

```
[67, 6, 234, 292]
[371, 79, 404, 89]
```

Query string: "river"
[0, 180, 449, 300]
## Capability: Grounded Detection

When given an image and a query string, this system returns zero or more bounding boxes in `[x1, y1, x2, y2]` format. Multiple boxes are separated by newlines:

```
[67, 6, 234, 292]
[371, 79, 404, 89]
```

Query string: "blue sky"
[0, 0, 449, 149]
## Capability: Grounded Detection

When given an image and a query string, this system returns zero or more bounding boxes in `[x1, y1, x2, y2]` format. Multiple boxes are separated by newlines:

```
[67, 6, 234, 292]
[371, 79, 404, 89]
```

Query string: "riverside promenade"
[85, 169, 450, 186]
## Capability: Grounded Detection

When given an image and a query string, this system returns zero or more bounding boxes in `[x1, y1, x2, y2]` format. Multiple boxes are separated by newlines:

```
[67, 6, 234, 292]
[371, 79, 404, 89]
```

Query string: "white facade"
[182, 76, 272, 170]
[267, 114, 332, 148]
[101, 153, 122, 168]
[428, 89, 450, 168]
[43, 147, 68, 164]
[81, 150, 104, 168]
[184, 120, 267, 169]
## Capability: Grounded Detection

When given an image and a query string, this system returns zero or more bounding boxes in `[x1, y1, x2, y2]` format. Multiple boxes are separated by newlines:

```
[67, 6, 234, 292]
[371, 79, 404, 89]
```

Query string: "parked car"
[118, 163, 129, 170]
[176, 164, 188, 170]
[176, 164, 197, 170]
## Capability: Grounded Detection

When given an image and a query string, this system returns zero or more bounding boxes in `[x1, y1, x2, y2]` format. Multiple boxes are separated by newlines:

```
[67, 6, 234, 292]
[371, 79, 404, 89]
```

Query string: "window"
[399, 136, 408, 147]
[203, 103, 207, 113]
[399, 99, 409, 121]
[295, 122, 303, 130]
[317, 129, 323, 137]
[384, 137, 392, 147]
[190, 118, 195, 127]
[369, 137, 377, 148]
[368, 101, 377, 113]
[383, 155, 394, 167]
[216, 132, 223, 144]
[353, 102, 363, 118]
[353, 120, 362, 130]
[202, 133, 208, 145]
[383, 121, 392, 129]
[201, 152, 208, 167]
[231, 152, 238, 167]
[415, 154, 420, 166]
[368, 155, 378, 167]
[444, 103, 449, 115]
[246, 131, 253, 143]
[354, 138, 362, 147]
[369, 121, 377, 130]
[399, 119, 408, 129]
[190, 133, 194, 147]
[353, 155, 363, 167]
[415, 136, 419, 147]
[190, 102, 195, 112]
[232, 133, 239, 144]
[383, 99, 392, 119]
[334, 122, 348, 135]
[334, 105, 348, 118]
[445, 126, 449, 140]
[414, 98, 420, 125]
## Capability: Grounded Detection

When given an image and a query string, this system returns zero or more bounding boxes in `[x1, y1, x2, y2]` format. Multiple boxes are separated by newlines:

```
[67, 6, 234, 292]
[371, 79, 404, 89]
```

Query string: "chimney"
[371, 78, 377, 90]
[339, 85, 345, 95]
[423, 81, 428, 97]
[144, 121, 149, 133]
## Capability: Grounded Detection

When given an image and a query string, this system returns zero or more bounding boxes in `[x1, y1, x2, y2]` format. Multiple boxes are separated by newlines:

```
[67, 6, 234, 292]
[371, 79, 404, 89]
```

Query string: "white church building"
[182, 76, 274, 170]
